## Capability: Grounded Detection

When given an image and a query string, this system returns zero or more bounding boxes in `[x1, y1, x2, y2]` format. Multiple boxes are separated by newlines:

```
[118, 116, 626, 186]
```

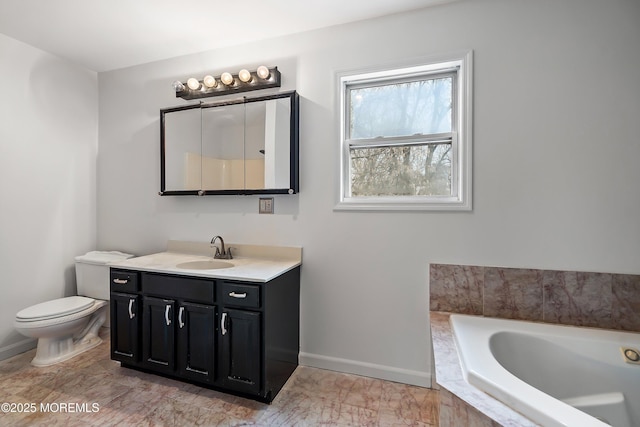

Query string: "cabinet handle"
[221, 312, 227, 336]
[113, 278, 129, 285]
[229, 292, 247, 299]
[128, 299, 135, 319]
[165, 304, 172, 326]
[178, 306, 185, 328]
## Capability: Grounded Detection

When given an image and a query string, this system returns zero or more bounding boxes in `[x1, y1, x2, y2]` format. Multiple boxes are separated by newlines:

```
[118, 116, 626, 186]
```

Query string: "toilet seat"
[14, 299, 106, 330]
[16, 296, 95, 322]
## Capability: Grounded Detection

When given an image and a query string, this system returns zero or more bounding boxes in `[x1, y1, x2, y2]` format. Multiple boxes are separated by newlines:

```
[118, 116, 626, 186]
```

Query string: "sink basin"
[176, 260, 233, 270]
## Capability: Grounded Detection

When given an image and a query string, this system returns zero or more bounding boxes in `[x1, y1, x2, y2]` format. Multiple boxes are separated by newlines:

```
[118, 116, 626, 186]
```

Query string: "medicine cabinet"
[160, 91, 299, 195]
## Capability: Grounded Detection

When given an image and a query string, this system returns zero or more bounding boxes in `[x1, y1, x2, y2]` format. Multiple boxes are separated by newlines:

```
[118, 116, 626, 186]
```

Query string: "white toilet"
[14, 251, 133, 367]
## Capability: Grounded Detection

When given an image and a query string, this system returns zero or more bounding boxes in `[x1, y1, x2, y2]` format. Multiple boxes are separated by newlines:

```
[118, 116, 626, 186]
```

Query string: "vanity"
[107, 240, 301, 403]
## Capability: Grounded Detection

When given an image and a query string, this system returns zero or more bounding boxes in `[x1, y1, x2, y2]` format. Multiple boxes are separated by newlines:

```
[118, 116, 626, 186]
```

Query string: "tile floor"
[0, 330, 439, 426]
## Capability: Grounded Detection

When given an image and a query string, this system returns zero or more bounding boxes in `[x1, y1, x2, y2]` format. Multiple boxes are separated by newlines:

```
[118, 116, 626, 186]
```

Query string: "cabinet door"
[177, 302, 215, 383]
[142, 296, 176, 372]
[110, 292, 139, 363]
[220, 308, 261, 394]
[201, 103, 246, 191]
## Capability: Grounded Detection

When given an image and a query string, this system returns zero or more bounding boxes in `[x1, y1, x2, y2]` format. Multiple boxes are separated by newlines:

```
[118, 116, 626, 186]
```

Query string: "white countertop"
[108, 240, 302, 283]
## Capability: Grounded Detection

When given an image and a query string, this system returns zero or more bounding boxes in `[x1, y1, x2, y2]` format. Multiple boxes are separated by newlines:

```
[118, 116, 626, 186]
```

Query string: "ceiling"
[0, 0, 454, 73]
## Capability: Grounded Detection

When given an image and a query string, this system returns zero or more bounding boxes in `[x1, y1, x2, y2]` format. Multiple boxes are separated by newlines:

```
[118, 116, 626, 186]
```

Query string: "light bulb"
[221, 72, 234, 86]
[187, 78, 200, 90]
[203, 75, 217, 88]
[238, 69, 252, 83]
[256, 65, 270, 80]
[172, 80, 185, 92]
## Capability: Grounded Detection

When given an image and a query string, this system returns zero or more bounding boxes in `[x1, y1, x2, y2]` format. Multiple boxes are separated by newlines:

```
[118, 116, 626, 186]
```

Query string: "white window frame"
[335, 51, 472, 211]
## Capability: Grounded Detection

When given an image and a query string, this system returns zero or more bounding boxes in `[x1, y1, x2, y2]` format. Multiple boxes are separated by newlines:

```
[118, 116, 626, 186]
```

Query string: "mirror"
[160, 91, 299, 195]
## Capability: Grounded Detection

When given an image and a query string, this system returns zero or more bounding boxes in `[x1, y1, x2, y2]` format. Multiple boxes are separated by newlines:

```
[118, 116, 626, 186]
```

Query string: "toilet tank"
[75, 251, 134, 300]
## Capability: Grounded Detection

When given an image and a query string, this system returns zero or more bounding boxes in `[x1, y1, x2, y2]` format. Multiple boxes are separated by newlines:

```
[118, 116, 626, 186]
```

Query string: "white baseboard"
[299, 352, 432, 388]
[0, 338, 36, 361]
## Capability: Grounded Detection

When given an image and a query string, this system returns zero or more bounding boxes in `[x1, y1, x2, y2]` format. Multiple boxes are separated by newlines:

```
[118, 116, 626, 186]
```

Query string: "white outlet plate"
[259, 197, 274, 214]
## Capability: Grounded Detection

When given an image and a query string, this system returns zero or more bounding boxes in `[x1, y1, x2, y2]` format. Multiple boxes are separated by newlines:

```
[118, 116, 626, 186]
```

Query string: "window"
[336, 52, 472, 211]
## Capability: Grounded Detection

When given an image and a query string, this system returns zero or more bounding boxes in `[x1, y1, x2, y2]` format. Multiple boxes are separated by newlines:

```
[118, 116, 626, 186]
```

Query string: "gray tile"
[612, 273, 640, 331]
[484, 267, 543, 321]
[543, 271, 612, 327]
[429, 264, 484, 315]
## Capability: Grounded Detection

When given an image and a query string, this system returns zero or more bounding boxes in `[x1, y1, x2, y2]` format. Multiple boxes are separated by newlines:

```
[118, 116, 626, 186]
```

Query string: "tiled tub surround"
[429, 264, 640, 426]
[430, 264, 640, 330]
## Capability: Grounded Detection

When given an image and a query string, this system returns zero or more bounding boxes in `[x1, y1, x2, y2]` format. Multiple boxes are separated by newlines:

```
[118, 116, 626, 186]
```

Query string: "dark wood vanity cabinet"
[109, 266, 300, 403]
[140, 273, 216, 383]
[218, 279, 263, 395]
[110, 269, 141, 363]
[110, 292, 140, 363]
[176, 301, 216, 383]
[141, 297, 217, 383]
[219, 308, 261, 394]
[141, 296, 177, 373]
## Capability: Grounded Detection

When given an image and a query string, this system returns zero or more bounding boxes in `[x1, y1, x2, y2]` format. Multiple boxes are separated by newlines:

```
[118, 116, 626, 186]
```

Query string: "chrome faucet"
[210, 236, 233, 259]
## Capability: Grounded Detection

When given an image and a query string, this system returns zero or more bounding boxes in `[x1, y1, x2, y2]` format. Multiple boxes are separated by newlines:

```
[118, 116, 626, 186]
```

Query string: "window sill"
[334, 196, 472, 212]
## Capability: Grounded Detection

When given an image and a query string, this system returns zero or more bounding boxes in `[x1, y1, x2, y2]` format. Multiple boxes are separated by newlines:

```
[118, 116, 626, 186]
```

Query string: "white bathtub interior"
[450, 315, 640, 427]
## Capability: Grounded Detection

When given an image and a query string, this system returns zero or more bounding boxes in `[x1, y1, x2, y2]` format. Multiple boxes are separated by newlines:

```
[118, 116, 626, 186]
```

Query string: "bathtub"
[450, 315, 640, 427]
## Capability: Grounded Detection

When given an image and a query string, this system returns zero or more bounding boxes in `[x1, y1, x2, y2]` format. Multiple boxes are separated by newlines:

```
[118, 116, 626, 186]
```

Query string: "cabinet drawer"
[220, 282, 260, 308]
[142, 273, 214, 304]
[110, 269, 139, 293]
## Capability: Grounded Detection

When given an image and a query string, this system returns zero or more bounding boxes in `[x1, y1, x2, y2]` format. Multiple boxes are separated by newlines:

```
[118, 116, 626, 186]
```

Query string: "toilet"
[14, 251, 133, 367]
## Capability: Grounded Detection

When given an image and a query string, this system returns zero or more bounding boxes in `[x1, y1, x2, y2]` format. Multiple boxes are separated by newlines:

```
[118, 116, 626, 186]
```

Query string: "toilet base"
[31, 335, 103, 367]
[29, 304, 107, 367]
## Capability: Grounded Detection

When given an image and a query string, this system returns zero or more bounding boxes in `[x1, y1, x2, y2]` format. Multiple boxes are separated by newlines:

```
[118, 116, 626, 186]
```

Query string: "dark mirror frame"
[160, 91, 299, 196]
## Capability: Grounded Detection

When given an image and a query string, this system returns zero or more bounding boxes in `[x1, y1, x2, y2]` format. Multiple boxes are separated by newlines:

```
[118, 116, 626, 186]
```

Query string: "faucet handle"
[214, 246, 233, 259]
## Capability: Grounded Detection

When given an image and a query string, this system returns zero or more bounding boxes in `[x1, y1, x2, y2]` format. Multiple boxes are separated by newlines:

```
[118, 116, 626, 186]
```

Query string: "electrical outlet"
[259, 197, 274, 214]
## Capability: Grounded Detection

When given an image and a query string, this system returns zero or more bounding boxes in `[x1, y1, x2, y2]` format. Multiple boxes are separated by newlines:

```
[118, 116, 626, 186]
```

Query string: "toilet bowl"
[15, 296, 108, 366]
[14, 251, 133, 367]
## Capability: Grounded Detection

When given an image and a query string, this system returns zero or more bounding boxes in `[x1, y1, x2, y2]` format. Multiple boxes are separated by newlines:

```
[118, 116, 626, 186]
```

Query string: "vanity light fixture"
[256, 65, 270, 80]
[238, 69, 252, 83]
[172, 80, 185, 92]
[186, 78, 201, 91]
[203, 75, 217, 88]
[173, 66, 281, 100]
[220, 72, 234, 86]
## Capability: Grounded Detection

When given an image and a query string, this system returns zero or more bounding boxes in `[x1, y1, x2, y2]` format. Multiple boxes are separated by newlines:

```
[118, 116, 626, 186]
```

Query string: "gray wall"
[97, 0, 640, 385]
[0, 33, 98, 358]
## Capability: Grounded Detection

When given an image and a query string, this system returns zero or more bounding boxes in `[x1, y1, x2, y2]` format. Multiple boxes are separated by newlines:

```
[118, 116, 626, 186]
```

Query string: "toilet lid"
[16, 296, 95, 321]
